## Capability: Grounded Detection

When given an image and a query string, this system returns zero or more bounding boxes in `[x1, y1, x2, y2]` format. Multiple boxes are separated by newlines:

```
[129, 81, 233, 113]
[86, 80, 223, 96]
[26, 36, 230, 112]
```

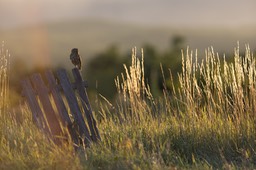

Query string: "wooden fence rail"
[21, 68, 100, 147]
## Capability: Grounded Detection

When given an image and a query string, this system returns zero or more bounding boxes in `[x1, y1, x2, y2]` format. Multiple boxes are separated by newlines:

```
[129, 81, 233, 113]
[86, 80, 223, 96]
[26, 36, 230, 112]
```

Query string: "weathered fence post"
[56, 69, 92, 146]
[21, 68, 100, 148]
[45, 70, 79, 145]
[30, 73, 63, 144]
[21, 79, 51, 134]
[72, 68, 101, 142]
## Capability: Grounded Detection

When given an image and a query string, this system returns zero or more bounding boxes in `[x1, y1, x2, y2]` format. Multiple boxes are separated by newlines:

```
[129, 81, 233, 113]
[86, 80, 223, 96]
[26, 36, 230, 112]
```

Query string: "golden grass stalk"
[0, 41, 10, 116]
[174, 44, 256, 117]
[115, 47, 154, 122]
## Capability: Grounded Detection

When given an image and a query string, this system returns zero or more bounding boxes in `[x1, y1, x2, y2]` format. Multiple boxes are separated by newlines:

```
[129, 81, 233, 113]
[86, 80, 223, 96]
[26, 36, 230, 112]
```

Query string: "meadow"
[1, 43, 256, 169]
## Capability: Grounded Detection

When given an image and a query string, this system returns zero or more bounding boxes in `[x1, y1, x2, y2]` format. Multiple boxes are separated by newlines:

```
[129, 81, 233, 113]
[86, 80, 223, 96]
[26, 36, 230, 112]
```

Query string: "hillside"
[1, 19, 256, 68]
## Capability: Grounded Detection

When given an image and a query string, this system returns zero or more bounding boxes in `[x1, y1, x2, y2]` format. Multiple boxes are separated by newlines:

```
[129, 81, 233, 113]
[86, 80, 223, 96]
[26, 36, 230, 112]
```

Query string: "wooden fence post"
[72, 68, 101, 142]
[22, 68, 100, 148]
[45, 70, 79, 145]
[21, 79, 51, 135]
[56, 69, 92, 147]
[30, 73, 63, 144]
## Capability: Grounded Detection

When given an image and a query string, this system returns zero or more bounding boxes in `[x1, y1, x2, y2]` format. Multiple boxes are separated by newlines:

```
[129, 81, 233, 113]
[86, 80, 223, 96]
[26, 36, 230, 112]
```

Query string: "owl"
[70, 48, 82, 70]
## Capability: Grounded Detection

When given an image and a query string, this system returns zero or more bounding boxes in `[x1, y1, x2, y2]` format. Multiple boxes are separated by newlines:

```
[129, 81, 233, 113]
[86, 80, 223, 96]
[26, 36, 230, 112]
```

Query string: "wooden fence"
[21, 68, 100, 147]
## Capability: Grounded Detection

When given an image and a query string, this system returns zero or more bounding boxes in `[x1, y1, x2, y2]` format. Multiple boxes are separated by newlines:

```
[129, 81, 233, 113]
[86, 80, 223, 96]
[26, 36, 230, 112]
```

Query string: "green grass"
[1, 44, 256, 169]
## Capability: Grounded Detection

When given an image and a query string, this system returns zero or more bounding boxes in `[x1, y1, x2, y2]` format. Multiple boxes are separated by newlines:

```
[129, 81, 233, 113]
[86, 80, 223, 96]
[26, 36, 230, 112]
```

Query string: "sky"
[0, 0, 256, 28]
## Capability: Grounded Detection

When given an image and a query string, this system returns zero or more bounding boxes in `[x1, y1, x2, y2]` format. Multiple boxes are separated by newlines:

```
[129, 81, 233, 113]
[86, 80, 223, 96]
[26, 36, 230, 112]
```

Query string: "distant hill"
[1, 19, 256, 68]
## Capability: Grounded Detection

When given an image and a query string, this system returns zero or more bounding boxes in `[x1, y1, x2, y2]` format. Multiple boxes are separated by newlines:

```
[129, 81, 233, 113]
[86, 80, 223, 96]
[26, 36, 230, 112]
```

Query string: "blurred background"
[1, 0, 256, 101]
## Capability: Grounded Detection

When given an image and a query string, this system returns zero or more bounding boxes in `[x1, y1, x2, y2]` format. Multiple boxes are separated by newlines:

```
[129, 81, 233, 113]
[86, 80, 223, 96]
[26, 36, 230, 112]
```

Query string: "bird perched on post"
[70, 48, 82, 70]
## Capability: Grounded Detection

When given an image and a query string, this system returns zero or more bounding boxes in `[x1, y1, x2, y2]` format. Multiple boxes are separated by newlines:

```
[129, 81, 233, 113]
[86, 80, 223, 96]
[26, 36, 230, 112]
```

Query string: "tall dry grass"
[0, 42, 10, 117]
[96, 45, 256, 169]
[162, 44, 256, 167]
[170, 44, 256, 118]
[114, 47, 155, 123]
[1, 43, 256, 169]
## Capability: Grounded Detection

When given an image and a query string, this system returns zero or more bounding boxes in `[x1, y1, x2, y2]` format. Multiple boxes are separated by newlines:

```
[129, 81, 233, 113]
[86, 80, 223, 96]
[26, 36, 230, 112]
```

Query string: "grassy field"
[1, 43, 256, 169]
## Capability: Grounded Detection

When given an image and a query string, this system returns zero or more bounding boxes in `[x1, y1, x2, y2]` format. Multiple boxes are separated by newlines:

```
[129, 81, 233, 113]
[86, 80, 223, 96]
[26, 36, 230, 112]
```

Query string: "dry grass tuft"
[0, 41, 10, 117]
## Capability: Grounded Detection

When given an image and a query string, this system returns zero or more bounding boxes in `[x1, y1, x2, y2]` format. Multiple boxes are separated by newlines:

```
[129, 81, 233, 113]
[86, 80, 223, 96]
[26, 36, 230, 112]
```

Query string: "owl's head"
[71, 48, 78, 53]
